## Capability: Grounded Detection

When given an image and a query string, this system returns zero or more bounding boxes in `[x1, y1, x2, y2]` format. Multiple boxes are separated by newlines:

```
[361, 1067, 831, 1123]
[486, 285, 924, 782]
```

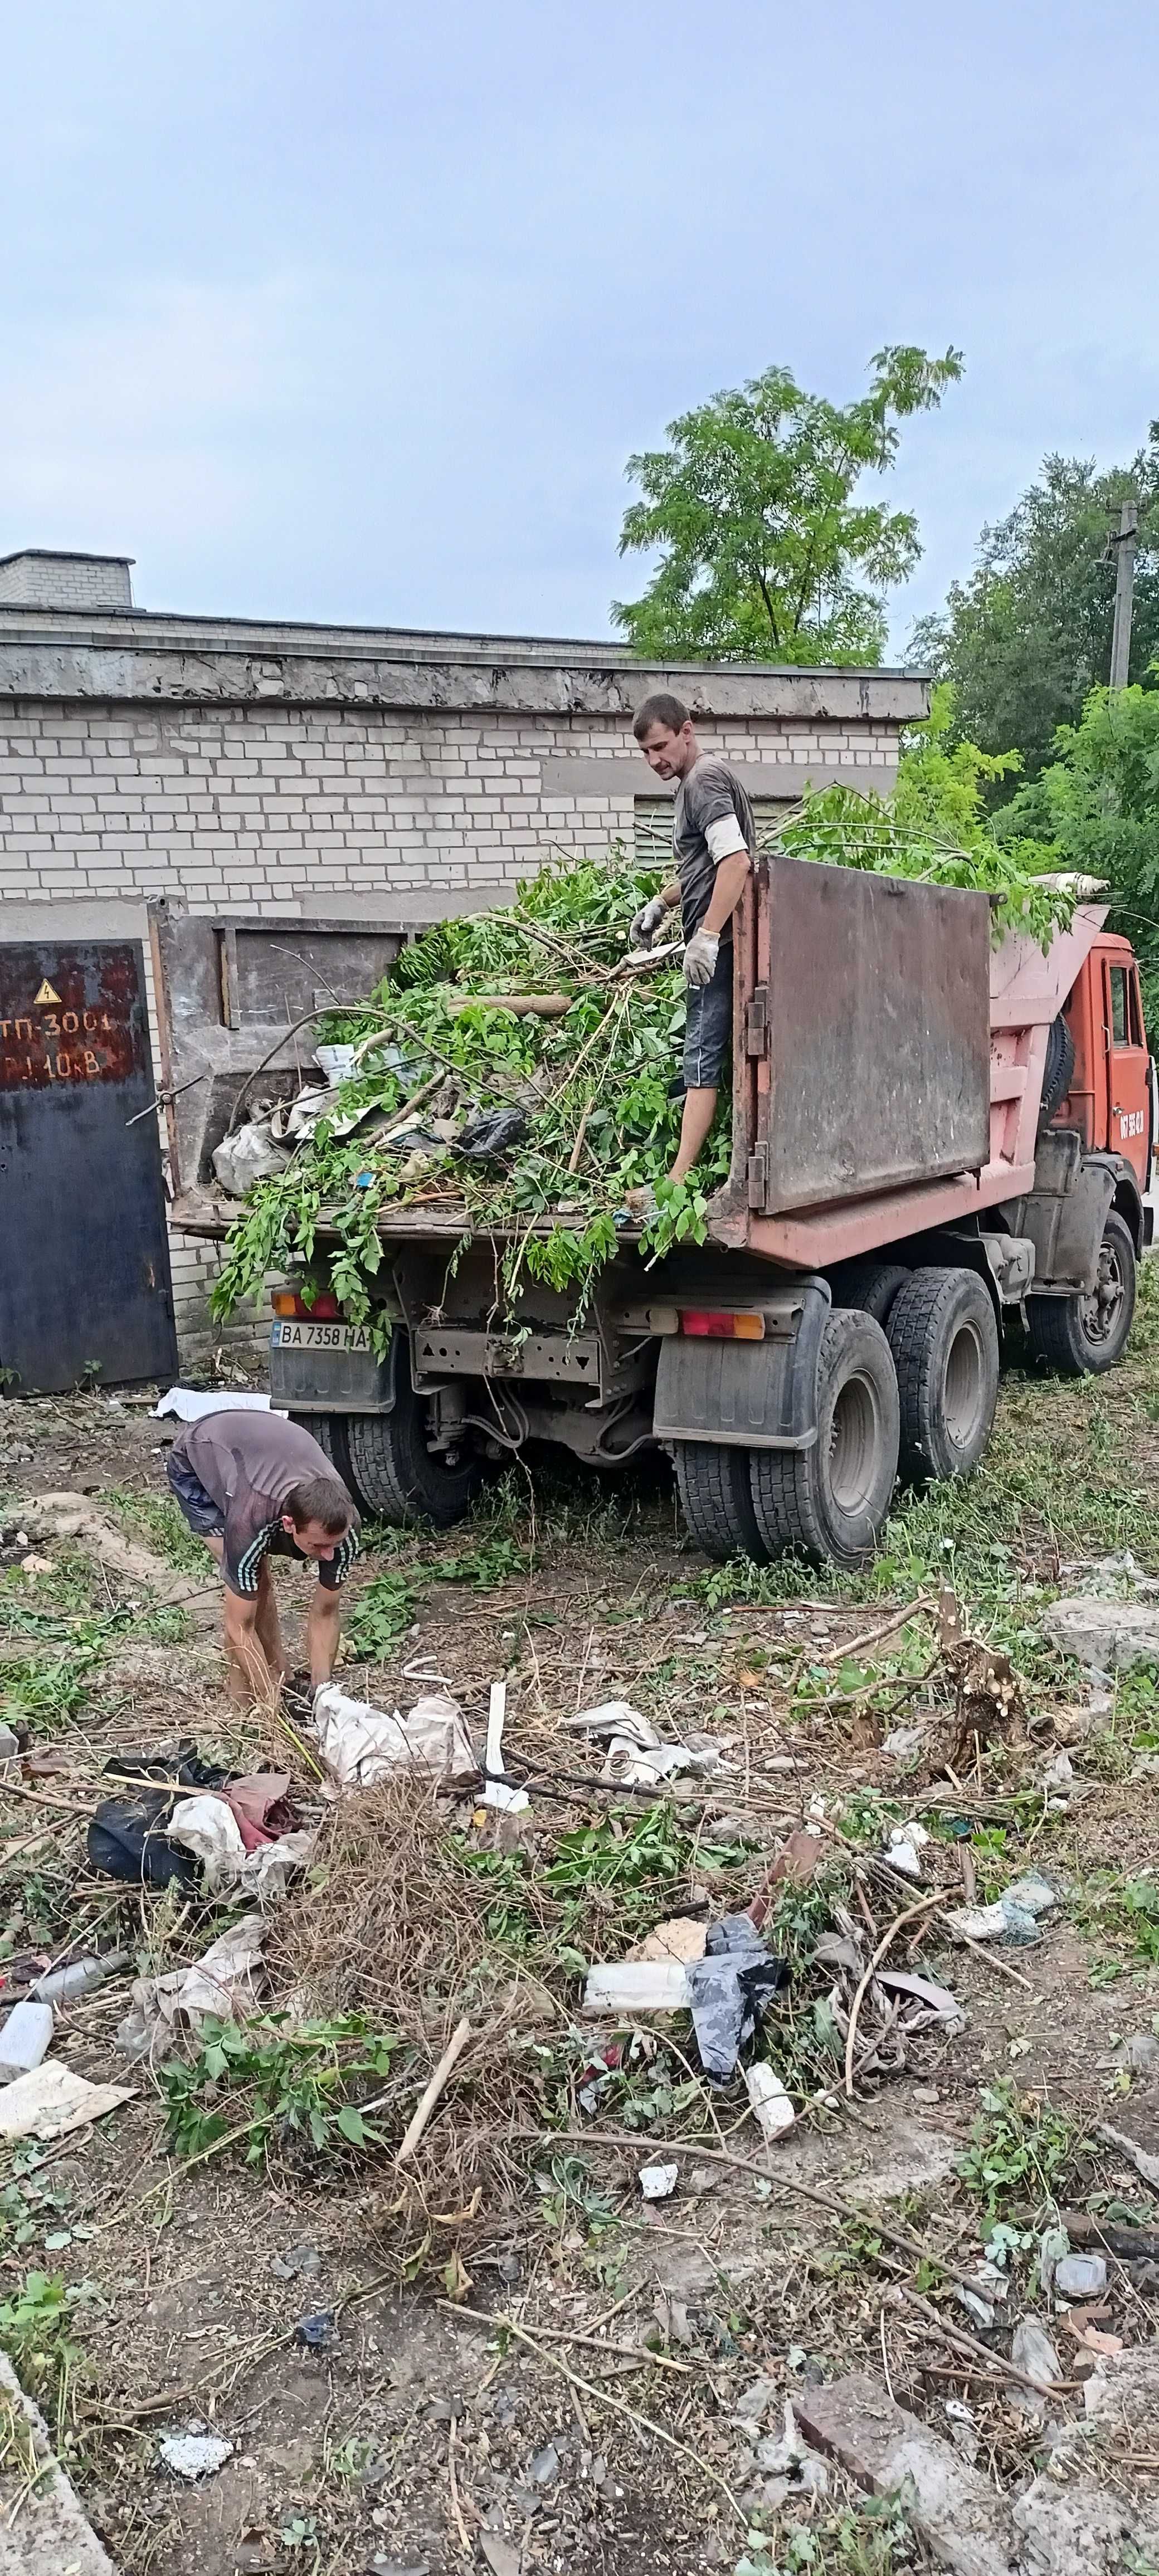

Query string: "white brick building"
[0, 550, 928, 1353]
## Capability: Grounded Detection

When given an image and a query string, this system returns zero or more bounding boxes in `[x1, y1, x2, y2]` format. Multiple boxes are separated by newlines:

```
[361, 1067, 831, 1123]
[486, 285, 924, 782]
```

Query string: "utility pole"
[1109, 495, 1138, 689]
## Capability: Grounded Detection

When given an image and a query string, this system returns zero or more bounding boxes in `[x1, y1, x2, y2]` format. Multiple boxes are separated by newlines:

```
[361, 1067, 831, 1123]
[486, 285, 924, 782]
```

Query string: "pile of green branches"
[212, 848, 716, 1330]
[211, 802, 1074, 1334]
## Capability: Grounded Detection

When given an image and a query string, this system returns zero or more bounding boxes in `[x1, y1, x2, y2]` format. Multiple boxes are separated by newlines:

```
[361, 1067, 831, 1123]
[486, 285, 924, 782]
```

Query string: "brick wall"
[0, 632, 925, 1365]
[0, 554, 133, 610]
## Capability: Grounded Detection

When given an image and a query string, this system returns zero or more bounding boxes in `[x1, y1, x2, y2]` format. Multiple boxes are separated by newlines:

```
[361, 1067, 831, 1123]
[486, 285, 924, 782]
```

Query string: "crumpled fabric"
[168, 1794, 249, 1890]
[222, 1770, 294, 1851]
[116, 1915, 267, 2060]
[685, 1914, 789, 2083]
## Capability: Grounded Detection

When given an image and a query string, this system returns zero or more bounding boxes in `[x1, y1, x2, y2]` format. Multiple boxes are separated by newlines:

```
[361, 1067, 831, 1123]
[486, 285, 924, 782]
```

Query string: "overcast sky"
[2, 1, 1155, 657]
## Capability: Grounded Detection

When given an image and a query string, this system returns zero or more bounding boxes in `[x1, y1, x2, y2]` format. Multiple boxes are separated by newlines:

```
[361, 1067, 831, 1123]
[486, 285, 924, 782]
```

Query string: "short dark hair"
[632, 692, 690, 741]
[285, 1475, 355, 1535]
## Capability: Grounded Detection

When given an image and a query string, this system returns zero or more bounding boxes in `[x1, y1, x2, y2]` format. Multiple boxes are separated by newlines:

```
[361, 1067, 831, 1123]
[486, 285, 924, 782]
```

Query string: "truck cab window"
[1110, 965, 1129, 1046]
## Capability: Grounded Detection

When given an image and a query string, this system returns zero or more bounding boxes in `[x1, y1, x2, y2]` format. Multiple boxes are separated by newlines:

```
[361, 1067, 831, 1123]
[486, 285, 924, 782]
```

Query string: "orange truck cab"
[1061, 934, 1153, 1189]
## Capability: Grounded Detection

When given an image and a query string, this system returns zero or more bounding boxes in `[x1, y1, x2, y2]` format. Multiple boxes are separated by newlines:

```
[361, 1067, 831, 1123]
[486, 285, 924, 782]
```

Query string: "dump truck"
[153, 860, 1156, 1570]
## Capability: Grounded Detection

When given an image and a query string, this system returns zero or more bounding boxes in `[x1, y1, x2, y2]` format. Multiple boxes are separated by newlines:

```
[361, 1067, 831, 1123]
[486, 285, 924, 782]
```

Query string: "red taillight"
[679, 1310, 765, 1340]
[270, 1290, 343, 1320]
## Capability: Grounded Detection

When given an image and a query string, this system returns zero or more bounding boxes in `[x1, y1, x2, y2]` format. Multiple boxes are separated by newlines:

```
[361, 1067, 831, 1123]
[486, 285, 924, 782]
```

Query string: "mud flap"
[652, 1276, 831, 1450]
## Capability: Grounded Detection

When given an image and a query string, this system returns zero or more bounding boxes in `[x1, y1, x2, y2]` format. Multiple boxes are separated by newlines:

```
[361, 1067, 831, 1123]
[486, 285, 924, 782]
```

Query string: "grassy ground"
[0, 1291, 1158, 2572]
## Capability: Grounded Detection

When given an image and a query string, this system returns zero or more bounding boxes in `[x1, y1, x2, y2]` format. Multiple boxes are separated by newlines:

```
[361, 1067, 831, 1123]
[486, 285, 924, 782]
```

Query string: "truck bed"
[159, 871, 1110, 1278]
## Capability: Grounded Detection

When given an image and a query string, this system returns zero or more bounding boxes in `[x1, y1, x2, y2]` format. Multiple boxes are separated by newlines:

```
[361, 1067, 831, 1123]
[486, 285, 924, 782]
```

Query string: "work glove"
[630, 894, 669, 950]
[682, 928, 720, 988]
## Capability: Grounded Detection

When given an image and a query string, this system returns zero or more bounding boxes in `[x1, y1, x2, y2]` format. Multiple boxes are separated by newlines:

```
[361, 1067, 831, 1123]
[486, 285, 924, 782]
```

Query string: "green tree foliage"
[778, 686, 1066, 953]
[997, 677, 1159, 1016]
[612, 345, 963, 665]
[912, 441, 1159, 784]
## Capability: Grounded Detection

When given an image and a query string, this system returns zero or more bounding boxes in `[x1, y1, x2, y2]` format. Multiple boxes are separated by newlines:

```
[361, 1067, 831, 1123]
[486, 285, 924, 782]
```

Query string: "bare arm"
[702, 851, 751, 935]
[222, 1588, 280, 1704]
[305, 1583, 343, 1688]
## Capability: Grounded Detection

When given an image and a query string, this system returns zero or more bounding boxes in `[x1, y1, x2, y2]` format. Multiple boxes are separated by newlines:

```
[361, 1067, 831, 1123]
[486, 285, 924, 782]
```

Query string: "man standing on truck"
[166, 1411, 361, 1707]
[629, 693, 755, 1183]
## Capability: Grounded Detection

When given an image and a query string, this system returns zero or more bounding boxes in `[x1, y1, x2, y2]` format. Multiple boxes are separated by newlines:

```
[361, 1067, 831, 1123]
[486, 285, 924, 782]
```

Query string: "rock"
[1108, 2032, 1159, 2075]
[1010, 2475, 1135, 2574]
[1054, 2252, 1108, 2299]
[271, 2242, 321, 2279]
[881, 1724, 927, 1762]
[1041, 1751, 1074, 1793]
[529, 2444, 559, 2486]
[732, 2375, 779, 2426]
[1004, 1873, 1060, 1918]
[1010, 2319, 1063, 2418]
[158, 2429, 234, 2480]
[479, 2545, 520, 2576]
[793, 2371, 1016, 2576]
[1044, 1597, 1159, 1672]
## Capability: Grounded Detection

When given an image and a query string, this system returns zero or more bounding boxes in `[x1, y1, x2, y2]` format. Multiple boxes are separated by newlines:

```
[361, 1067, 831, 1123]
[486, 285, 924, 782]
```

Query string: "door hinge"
[747, 1145, 768, 1209]
[745, 990, 770, 1056]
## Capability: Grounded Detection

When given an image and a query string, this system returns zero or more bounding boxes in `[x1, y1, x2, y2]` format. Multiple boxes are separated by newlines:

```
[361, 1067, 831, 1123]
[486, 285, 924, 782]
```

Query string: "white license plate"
[270, 1320, 371, 1352]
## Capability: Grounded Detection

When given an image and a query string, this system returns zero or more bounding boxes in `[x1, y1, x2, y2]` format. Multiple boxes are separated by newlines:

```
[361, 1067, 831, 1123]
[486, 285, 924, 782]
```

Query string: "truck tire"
[1038, 1014, 1077, 1129]
[886, 1267, 1000, 1484]
[831, 1261, 910, 1327]
[344, 1353, 482, 1526]
[1025, 1209, 1137, 1375]
[674, 1441, 769, 1563]
[748, 1309, 900, 1570]
[289, 1412, 356, 1490]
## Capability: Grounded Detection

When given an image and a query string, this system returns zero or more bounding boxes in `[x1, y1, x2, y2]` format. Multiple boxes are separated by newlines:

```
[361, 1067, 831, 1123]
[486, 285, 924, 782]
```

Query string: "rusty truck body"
[154, 856, 1155, 1569]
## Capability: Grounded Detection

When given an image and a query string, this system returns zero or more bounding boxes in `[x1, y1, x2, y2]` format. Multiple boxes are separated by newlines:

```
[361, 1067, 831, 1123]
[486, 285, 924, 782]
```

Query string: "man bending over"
[167, 1411, 360, 1705]
[630, 693, 756, 1182]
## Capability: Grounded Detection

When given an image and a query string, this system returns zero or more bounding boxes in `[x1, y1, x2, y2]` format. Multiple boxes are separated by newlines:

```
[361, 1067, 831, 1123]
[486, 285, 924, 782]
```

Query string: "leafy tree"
[911, 443, 1159, 786]
[997, 675, 1159, 1016]
[612, 345, 963, 665]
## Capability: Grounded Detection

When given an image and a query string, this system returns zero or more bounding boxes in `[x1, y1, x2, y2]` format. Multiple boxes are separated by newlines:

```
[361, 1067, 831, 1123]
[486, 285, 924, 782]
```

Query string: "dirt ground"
[3, 1304, 1159, 2576]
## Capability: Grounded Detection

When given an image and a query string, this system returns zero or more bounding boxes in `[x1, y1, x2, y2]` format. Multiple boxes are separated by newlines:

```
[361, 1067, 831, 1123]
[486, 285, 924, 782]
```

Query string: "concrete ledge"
[540, 755, 898, 798]
[0, 2349, 117, 2573]
[0, 623, 931, 724]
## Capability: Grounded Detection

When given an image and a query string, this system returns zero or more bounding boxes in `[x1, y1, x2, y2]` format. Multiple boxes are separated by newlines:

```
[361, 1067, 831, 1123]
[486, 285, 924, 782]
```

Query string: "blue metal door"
[0, 941, 178, 1391]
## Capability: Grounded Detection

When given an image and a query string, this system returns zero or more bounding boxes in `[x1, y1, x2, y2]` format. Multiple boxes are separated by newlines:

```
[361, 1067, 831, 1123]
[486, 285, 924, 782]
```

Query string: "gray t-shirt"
[673, 757, 757, 943]
[173, 1410, 360, 1598]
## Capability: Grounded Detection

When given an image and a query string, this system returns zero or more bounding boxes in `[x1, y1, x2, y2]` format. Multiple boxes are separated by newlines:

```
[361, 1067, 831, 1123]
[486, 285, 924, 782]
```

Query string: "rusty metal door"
[748, 857, 992, 1216]
[0, 943, 177, 1392]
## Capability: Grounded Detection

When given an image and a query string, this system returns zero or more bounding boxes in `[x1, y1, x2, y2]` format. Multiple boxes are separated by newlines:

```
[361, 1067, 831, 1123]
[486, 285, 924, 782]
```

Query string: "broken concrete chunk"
[1003, 1872, 1059, 1918]
[158, 2428, 235, 2480]
[1044, 1596, 1159, 1671]
[793, 2370, 1018, 2576]
[746, 2061, 796, 2141]
[638, 2162, 678, 2201]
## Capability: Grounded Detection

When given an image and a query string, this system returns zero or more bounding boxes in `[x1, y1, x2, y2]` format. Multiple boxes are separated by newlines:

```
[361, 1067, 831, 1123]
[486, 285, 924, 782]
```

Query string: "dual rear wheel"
[674, 1262, 1001, 1570]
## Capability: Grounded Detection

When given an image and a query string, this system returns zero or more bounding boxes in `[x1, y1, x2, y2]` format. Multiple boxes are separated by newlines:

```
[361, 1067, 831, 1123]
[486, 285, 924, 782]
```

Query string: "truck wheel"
[674, 1442, 769, 1563]
[344, 1354, 482, 1526]
[886, 1267, 999, 1484]
[290, 1412, 356, 1490]
[1025, 1209, 1137, 1375]
[748, 1310, 900, 1570]
[830, 1261, 910, 1326]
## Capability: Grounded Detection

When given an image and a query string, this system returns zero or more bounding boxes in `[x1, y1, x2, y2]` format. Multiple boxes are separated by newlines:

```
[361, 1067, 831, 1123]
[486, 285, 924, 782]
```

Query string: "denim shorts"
[683, 942, 734, 1089]
[166, 1447, 226, 1540]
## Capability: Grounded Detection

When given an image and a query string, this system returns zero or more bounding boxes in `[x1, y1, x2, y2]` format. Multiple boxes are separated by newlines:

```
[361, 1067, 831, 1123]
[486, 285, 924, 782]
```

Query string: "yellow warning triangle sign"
[33, 980, 62, 1006]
